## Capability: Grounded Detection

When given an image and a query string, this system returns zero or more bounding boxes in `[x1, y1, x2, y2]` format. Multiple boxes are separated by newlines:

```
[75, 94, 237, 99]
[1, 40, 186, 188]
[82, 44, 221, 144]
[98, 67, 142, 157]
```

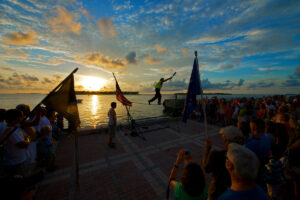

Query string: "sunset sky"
[0, 0, 299, 94]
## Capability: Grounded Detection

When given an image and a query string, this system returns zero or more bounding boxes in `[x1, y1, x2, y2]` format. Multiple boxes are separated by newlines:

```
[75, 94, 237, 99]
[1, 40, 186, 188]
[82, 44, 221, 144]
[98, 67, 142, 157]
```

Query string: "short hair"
[227, 143, 259, 182]
[181, 163, 205, 197]
[0, 109, 6, 121]
[111, 102, 116, 107]
[16, 104, 30, 115]
[220, 126, 244, 145]
[5, 109, 23, 123]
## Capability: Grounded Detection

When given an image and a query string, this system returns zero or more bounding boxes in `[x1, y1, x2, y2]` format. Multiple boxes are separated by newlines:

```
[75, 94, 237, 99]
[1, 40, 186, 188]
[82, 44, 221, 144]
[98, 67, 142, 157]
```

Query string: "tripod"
[125, 106, 146, 141]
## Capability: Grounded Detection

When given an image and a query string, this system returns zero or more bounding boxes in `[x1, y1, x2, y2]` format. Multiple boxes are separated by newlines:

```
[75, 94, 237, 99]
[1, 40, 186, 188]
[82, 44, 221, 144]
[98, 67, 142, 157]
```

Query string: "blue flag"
[182, 55, 202, 122]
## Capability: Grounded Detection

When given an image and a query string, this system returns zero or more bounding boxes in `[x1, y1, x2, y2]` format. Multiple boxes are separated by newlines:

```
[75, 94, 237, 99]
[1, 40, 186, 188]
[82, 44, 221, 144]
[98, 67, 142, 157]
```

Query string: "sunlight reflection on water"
[0, 94, 170, 128]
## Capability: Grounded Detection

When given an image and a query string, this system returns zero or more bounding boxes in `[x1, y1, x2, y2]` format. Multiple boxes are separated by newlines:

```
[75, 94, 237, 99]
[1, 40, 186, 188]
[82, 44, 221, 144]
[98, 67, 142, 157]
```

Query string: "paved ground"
[35, 119, 224, 200]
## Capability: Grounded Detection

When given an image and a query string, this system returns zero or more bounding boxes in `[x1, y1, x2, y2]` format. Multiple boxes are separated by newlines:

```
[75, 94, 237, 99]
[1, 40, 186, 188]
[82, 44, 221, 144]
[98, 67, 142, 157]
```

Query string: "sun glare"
[82, 76, 106, 91]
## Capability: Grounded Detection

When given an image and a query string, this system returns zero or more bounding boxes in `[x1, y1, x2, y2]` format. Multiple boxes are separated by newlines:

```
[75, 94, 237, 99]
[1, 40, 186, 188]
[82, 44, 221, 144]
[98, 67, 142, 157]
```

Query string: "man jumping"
[148, 72, 176, 105]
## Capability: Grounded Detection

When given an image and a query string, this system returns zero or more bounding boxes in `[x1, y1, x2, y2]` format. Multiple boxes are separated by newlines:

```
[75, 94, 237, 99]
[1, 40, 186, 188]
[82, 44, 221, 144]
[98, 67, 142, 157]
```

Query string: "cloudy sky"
[0, 0, 299, 94]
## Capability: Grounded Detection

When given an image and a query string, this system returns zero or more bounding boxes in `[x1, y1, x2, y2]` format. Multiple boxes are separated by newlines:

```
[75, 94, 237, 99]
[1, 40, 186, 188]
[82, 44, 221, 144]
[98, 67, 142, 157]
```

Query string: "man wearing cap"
[202, 126, 244, 200]
[148, 73, 175, 105]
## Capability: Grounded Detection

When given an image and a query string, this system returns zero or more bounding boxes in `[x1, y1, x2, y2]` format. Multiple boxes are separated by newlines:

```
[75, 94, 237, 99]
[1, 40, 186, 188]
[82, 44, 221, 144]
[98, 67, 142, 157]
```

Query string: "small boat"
[77, 99, 83, 104]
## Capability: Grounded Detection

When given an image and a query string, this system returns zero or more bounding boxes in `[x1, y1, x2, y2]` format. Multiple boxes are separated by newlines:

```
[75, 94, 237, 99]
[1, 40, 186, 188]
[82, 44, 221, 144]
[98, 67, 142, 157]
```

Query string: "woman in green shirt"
[169, 149, 208, 200]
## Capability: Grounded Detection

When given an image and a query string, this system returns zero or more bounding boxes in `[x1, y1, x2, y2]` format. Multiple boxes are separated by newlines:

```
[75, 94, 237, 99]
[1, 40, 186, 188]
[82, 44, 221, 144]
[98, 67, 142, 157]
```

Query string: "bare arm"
[169, 149, 184, 190]
[163, 72, 176, 82]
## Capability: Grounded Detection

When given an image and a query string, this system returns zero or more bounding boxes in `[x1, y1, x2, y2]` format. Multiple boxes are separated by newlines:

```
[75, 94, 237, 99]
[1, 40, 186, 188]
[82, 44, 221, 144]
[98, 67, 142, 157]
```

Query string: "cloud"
[0, 66, 15, 71]
[125, 51, 137, 64]
[155, 44, 167, 53]
[42, 77, 52, 84]
[181, 48, 188, 57]
[258, 67, 283, 72]
[248, 81, 275, 89]
[12, 73, 39, 81]
[151, 67, 174, 73]
[47, 5, 82, 34]
[220, 64, 234, 69]
[282, 79, 300, 87]
[114, 1, 133, 11]
[3, 31, 39, 45]
[47, 58, 65, 65]
[81, 8, 91, 20]
[97, 18, 117, 38]
[17, 50, 29, 57]
[76, 52, 127, 71]
[144, 57, 162, 65]
[201, 78, 245, 90]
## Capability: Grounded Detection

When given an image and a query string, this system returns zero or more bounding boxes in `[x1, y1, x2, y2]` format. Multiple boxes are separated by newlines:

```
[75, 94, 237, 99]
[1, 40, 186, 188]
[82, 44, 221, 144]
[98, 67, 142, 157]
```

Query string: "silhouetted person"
[148, 73, 176, 105]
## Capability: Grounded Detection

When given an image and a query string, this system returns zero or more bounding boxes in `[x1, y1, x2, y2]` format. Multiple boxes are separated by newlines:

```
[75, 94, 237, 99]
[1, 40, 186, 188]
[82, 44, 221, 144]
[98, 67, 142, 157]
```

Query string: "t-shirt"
[4, 127, 27, 166]
[155, 80, 163, 89]
[217, 185, 268, 200]
[35, 116, 52, 135]
[174, 182, 207, 200]
[244, 133, 271, 162]
[0, 122, 7, 138]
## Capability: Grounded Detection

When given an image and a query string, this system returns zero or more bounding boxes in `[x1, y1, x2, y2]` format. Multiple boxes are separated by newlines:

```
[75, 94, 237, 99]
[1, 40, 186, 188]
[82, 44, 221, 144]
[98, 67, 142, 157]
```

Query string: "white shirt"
[4, 127, 27, 166]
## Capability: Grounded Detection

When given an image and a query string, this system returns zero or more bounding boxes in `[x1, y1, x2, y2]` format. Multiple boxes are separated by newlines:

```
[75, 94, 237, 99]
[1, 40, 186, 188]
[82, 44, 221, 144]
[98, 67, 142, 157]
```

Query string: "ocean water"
[0, 93, 173, 128]
[0, 93, 278, 128]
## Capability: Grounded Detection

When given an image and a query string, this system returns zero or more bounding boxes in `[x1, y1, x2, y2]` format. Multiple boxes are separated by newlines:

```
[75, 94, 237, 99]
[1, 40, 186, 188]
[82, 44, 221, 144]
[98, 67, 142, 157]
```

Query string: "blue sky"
[0, 0, 299, 94]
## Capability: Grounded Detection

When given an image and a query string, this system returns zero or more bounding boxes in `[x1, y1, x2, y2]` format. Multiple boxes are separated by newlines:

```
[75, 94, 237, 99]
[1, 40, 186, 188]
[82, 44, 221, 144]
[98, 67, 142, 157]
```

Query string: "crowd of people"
[0, 95, 299, 199]
[0, 104, 63, 199]
[170, 95, 300, 200]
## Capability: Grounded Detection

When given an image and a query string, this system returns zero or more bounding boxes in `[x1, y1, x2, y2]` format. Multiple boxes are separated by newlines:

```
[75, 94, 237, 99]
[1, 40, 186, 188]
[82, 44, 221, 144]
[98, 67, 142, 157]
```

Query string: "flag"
[114, 74, 132, 107]
[182, 55, 202, 122]
[42, 73, 80, 132]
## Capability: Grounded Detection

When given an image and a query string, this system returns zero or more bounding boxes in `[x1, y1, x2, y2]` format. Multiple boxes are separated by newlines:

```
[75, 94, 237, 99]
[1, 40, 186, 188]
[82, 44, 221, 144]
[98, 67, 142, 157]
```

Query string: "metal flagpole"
[195, 51, 208, 138]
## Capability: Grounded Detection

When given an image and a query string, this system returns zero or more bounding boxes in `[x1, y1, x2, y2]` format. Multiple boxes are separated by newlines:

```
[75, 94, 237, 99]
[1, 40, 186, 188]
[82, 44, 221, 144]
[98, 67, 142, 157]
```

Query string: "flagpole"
[195, 51, 208, 138]
[0, 68, 79, 145]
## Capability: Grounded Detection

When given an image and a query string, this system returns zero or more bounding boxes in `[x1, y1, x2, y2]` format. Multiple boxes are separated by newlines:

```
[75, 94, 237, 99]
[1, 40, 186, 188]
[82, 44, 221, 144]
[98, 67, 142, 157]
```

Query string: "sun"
[82, 76, 106, 91]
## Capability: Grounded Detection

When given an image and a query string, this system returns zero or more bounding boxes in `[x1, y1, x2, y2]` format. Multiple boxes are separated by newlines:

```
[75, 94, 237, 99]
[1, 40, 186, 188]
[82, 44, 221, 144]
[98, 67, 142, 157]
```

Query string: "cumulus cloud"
[201, 78, 245, 90]
[155, 44, 167, 53]
[282, 79, 300, 87]
[3, 31, 39, 45]
[0, 66, 15, 71]
[47, 5, 82, 34]
[0, 72, 41, 89]
[181, 48, 188, 57]
[125, 51, 137, 64]
[144, 57, 162, 65]
[76, 52, 127, 71]
[97, 18, 117, 38]
[13, 72, 39, 81]
[248, 81, 275, 89]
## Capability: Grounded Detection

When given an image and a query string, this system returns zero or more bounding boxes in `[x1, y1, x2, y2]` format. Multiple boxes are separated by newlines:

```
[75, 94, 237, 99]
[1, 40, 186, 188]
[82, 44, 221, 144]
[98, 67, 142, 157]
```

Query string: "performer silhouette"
[148, 72, 176, 105]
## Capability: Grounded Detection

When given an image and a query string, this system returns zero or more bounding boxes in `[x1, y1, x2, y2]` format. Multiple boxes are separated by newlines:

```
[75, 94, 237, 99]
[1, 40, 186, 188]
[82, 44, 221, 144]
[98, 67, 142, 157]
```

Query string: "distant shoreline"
[75, 91, 139, 95]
